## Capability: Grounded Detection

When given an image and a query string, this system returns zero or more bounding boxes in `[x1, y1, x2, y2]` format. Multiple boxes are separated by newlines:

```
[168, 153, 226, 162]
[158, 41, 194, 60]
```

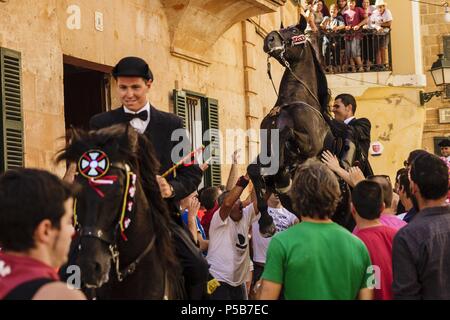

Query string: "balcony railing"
[308, 29, 392, 74]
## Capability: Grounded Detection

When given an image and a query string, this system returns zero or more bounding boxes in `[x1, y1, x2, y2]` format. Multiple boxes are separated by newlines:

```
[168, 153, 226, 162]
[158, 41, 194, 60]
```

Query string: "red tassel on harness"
[88, 176, 118, 198]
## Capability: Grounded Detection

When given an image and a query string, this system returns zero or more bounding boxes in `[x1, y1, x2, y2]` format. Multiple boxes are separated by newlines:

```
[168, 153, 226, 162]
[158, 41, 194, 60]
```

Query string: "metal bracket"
[420, 90, 443, 106]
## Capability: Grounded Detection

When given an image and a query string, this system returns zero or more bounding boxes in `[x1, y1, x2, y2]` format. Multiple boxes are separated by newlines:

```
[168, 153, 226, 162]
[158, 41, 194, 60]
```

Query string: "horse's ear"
[298, 14, 308, 33]
[68, 125, 82, 144]
[57, 126, 84, 163]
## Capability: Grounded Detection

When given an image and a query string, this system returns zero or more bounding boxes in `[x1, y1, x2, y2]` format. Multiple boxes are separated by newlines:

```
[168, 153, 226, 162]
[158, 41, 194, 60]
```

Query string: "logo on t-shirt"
[236, 233, 248, 250]
[0, 260, 11, 278]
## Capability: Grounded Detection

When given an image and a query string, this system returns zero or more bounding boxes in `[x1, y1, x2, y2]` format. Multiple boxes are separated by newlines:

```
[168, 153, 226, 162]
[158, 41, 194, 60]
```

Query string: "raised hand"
[232, 149, 241, 165]
[156, 175, 174, 198]
[348, 166, 365, 187]
[321, 150, 341, 173]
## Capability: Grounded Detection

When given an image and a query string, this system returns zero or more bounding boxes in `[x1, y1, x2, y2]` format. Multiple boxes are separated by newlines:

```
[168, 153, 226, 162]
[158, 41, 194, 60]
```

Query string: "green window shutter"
[0, 48, 24, 173]
[173, 89, 187, 128]
[202, 97, 221, 187]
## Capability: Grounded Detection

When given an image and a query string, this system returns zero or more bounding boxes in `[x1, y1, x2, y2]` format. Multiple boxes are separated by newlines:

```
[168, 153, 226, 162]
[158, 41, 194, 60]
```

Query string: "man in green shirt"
[258, 159, 374, 300]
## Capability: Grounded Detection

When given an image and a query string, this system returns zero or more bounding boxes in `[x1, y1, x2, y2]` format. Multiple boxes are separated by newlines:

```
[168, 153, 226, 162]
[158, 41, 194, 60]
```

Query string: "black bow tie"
[125, 110, 148, 122]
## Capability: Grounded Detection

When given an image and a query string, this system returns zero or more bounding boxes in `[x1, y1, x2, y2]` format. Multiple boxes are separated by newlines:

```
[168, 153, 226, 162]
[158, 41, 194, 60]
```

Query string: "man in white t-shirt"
[369, 0, 393, 31]
[251, 194, 298, 291]
[207, 175, 259, 300]
[368, 0, 393, 69]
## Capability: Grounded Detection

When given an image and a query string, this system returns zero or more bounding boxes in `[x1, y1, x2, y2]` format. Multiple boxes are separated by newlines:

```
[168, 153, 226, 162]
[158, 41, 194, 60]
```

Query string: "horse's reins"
[267, 56, 279, 97]
[109, 234, 156, 282]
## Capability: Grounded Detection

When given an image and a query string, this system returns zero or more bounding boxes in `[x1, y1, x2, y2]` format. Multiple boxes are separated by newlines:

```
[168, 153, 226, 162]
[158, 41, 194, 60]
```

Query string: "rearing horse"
[249, 17, 354, 235]
[58, 124, 184, 299]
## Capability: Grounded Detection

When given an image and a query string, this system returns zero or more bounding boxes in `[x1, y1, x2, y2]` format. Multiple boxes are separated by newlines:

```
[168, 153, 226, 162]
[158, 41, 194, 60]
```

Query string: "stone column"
[242, 20, 261, 163]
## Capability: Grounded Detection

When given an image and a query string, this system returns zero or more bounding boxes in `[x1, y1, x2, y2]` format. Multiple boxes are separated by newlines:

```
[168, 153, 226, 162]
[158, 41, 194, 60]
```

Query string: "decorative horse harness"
[74, 150, 169, 298]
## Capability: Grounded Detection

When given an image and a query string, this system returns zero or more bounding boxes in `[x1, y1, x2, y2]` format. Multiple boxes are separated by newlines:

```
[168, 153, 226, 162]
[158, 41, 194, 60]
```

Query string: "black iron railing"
[308, 29, 392, 74]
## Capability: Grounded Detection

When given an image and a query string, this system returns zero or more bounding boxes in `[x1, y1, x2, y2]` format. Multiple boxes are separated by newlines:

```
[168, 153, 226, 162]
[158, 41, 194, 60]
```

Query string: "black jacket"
[348, 117, 373, 176]
[89, 106, 202, 201]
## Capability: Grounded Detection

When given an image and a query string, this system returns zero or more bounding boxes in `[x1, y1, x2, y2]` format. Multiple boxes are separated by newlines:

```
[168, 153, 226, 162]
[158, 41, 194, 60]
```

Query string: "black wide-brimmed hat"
[438, 138, 450, 147]
[112, 56, 153, 81]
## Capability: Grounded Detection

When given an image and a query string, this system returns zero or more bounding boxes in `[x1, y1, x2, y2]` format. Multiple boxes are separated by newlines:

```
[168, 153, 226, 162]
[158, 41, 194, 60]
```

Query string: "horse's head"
[58, 124, 141, 288]
[264, 16, 309, 66]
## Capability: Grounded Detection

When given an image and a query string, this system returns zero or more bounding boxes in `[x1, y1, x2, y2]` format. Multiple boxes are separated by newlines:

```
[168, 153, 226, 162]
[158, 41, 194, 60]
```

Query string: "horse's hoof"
[259, 223, 276, 238]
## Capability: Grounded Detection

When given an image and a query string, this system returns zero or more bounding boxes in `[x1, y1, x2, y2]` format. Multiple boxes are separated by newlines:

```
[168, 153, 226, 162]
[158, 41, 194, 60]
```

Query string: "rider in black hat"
[90, 56, 202, 202]
[89, 57, 208, 299]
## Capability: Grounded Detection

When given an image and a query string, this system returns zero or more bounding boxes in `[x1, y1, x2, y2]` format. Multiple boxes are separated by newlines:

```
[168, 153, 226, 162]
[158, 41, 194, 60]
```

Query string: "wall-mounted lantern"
[420, 54, 450, 105]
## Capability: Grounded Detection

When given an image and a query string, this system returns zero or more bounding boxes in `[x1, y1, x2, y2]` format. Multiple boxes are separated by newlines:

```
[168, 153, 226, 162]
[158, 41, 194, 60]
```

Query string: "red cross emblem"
[78, 150, 110, 179]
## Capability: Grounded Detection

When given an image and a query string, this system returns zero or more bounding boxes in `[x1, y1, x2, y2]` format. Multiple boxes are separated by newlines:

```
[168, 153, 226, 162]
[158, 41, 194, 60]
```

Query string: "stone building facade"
[0, 0, 428, 183]
[419, 1, 450, 153]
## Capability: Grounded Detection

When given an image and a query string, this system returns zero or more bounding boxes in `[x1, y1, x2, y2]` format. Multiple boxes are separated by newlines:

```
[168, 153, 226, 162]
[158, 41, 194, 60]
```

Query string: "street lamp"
[420, 54, 450, 105]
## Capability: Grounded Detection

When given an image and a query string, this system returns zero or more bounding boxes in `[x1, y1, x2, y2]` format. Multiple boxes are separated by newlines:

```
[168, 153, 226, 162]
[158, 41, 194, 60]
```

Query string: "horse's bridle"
[74, 161, 157, 284]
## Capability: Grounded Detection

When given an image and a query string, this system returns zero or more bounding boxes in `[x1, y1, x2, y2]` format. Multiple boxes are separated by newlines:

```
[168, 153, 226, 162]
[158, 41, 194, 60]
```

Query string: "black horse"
[249, 17, 355, 235]
[58, 124, 185, 299]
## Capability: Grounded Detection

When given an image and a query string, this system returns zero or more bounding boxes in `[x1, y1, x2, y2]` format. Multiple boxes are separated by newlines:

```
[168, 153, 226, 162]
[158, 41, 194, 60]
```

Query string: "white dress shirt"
[344, 116, 355, 125]
[123, 102, 151, 134]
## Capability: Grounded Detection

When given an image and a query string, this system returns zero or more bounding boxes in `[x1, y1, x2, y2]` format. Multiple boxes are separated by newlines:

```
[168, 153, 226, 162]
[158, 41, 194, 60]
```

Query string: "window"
[173, 90, 221, 188]
[0, 48, 24, 173]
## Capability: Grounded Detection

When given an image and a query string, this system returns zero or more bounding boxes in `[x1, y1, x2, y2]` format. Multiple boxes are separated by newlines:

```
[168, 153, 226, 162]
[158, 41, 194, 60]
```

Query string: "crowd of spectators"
[302, 0, 393, 73]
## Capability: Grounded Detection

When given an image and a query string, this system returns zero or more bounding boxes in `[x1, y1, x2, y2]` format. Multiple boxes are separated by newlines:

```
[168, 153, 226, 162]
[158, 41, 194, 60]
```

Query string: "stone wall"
[0, 0, 66, 172]
[420, 1, 450, 152]
[0, 0, 427, 183]
[0, 0, 292, 180]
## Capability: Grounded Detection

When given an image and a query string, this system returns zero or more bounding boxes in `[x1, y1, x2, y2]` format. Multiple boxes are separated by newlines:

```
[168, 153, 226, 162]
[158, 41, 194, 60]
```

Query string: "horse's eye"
[292, 28, 299, 35]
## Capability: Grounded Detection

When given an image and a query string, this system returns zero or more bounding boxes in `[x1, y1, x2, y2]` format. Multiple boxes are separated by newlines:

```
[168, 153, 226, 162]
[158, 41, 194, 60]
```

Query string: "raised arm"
[186, 196, 201, 246]
[322, 150, 351, 180]
[220, 175, 249, 222]
[166, 118, 203, 200]
[225, 149, 241, 191]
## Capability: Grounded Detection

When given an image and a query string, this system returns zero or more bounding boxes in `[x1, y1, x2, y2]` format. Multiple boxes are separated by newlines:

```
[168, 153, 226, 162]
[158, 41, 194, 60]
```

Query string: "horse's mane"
[57, 124, 181, 289]
[135, 133, 184, 297]
[305, 39, 338, 134]
[308, 39, 332, 116]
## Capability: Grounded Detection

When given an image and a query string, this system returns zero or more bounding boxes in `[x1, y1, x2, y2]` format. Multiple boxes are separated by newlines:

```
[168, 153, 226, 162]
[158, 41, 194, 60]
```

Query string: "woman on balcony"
[305, 1, 326, 61]
[337, 0, 348, 17]
[361, 0, 376, 71]
[343, 0, 368, 72]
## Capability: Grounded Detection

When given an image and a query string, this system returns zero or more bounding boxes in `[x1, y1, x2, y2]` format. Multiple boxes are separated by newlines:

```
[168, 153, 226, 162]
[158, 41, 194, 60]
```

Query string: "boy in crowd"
[352, 180, 397, 300]
[364, 175, 406, 230]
